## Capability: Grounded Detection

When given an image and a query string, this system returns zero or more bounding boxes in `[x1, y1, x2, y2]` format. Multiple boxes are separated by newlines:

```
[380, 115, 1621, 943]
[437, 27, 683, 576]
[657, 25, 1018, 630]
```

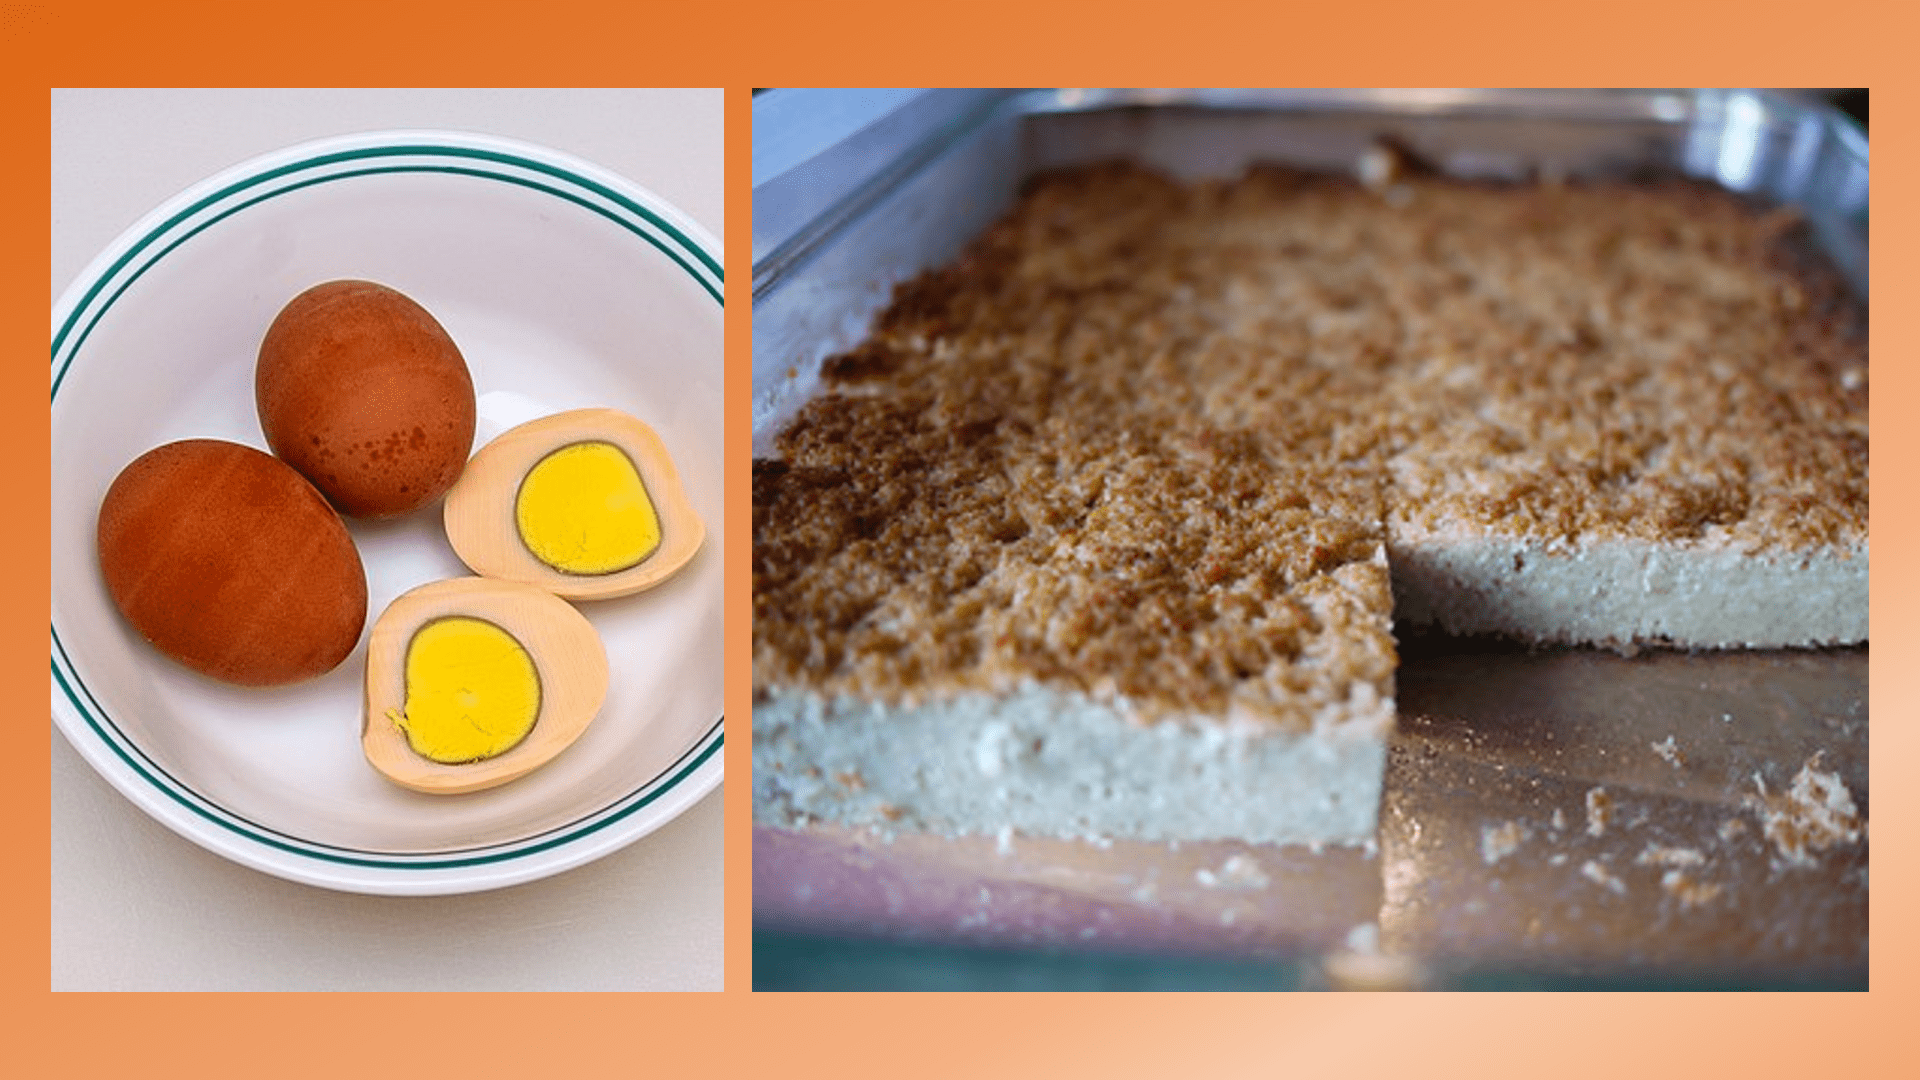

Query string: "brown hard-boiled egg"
[363, 577, 609, 795]
[96, 439, 368, 687]
[443, 408, 702, 601]
[256, 280, 477, 519]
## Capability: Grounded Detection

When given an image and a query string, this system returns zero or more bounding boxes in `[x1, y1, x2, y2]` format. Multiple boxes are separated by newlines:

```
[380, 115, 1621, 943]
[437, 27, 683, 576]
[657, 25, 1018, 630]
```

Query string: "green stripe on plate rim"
[53, 635, 723, 867]
[51, 141, 723, 870]
[54, 143, 722, 399]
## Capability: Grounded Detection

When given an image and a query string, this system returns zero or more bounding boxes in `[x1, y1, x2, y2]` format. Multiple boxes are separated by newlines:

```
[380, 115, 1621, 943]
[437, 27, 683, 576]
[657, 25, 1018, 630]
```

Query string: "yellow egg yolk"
[387, 617, 541, 764]
[514, 440, 661, 575]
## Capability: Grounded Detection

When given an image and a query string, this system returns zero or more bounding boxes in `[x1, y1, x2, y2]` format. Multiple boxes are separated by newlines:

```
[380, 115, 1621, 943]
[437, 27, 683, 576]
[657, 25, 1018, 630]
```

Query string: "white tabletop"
[51, 88, 724, 991]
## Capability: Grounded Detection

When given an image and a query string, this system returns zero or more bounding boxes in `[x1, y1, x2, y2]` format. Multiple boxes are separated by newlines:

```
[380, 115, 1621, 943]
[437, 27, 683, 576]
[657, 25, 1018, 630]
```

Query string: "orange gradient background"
[12, 0, 1912, 1076]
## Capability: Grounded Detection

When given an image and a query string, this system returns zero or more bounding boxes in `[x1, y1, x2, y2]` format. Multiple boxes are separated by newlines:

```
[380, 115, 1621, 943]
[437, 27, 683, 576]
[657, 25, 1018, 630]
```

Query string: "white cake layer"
[753, 684, 1393, 846]
[1389, 531, 1868, 649]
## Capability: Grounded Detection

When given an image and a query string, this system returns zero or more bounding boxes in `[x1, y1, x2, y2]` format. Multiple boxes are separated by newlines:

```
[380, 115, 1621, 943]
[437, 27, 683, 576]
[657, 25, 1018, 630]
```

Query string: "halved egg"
[363, 577, 608, 794]
[443, 408, 703, 600]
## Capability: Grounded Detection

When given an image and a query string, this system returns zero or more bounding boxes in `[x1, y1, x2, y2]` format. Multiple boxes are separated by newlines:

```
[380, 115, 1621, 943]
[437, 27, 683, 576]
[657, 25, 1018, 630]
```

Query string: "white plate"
[51, 131, 724, 895]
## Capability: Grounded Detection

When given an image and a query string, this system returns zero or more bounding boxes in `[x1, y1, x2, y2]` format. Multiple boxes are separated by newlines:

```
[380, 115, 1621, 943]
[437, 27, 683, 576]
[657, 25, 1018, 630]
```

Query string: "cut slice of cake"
[752, 161, 1867, 847]
[1356, 172, 1868, 648]
[754, 433, 1398, 844]
[751, 370, 1401, 844]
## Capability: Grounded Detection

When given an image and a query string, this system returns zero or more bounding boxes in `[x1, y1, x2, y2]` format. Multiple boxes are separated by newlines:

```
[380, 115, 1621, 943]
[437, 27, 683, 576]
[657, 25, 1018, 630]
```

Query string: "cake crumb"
[1196, 854, 1271, 891]
[1321, 920, 1427, 991]
[1635, 843, 1707, 868]
[1650, 735, 1686, 769]
[1480, 820, 1527, 865]
[1581, 859, 1627, 895]
[1660, 869, 1725, 909]
[1751, 754, 1864, 868]
[1550, 808, 1567, 832]
[1586, 788, 1614, 838]
[1718, 818, 1749, 843]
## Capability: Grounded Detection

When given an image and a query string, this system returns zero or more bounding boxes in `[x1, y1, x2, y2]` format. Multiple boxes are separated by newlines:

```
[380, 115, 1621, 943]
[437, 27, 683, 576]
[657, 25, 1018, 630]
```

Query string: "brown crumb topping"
[754, 163, 1866, 717]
